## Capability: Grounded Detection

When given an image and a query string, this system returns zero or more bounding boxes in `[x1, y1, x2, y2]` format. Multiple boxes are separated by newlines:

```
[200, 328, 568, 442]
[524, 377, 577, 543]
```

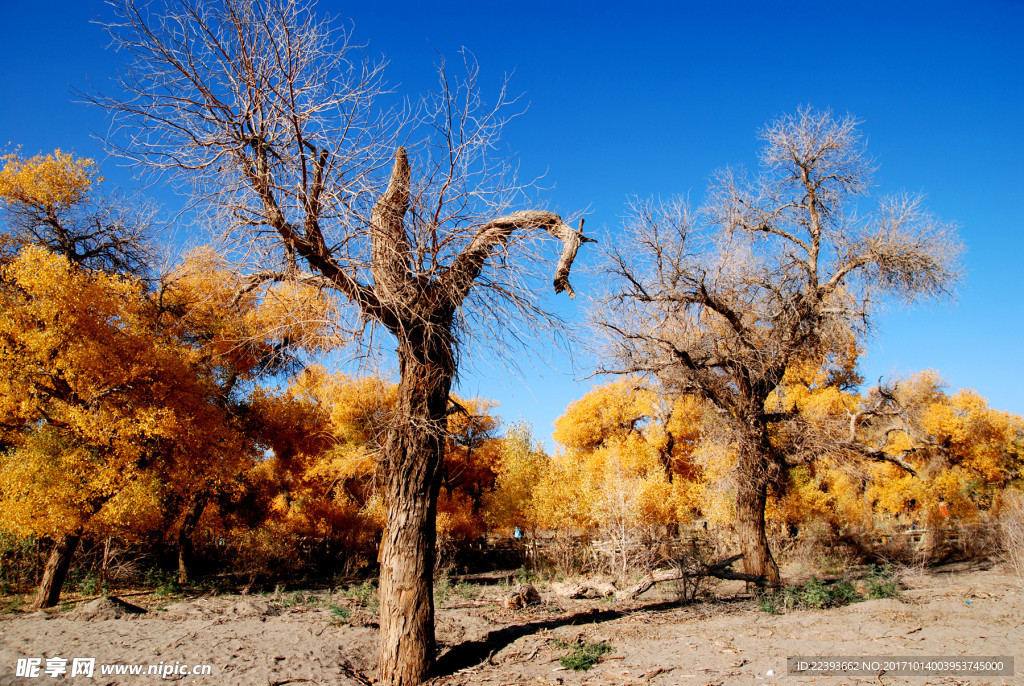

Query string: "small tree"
[96, 1, 592, 682]
[597, 108, 960, 583]
[0, 151, 155, 276]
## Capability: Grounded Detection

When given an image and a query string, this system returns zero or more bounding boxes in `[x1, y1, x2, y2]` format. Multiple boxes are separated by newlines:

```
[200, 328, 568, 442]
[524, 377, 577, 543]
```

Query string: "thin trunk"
[177, 493, 209, 585]
[735, 440, 781, 586]
[100, 537, 112, 588]
[35, 534, 81, 609]
[376, 333, 452, 686]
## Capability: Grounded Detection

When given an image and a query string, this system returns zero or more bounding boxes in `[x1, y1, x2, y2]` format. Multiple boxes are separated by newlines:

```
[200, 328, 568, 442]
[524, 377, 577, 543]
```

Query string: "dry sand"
[1, 561, 1020, 685]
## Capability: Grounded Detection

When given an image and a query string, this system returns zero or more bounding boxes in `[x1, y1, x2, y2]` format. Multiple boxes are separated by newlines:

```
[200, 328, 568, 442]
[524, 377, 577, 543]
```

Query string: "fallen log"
[551, 580, 617, 599]
[628, 554, 773, 598]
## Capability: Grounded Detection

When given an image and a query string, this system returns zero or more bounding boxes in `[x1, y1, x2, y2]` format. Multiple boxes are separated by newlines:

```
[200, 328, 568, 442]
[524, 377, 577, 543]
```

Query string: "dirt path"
[1, 564, 1020, 685]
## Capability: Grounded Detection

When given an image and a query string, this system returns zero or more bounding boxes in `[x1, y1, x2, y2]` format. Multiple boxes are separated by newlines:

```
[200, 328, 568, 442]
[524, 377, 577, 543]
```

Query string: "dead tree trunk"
[35, 533, 81, 609]
[177, 493, 209, 585]
[375, 327, 453, 686]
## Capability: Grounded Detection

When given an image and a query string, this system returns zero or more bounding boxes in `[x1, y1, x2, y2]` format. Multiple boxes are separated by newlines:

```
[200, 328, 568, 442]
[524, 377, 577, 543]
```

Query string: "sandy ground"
[0, 561, 1020, 686]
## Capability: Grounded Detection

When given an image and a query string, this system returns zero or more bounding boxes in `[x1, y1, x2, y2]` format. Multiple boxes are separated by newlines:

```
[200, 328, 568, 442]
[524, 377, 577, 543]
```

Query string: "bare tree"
[597, 107, 960, 584]
[94, 1, 591, 683]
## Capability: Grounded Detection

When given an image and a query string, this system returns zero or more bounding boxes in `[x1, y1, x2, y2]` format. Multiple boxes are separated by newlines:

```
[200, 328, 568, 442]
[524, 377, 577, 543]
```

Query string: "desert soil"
[0, 561, 1020, 686]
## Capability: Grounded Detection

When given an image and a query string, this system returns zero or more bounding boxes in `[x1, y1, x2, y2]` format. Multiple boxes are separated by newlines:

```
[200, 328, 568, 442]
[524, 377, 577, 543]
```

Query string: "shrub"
[339, 580, 378, 616]
[798, 577, 832, 608]
[830, 578, 861, 605]
[757, 594, 779, 614]
[865, 565, 901, 599]
[758, 575, 866, 613]
[75, 570, 103, 596]
[329, 603, 351, 623]
[555, 639, 613, 671]
[144, 568, 180, 598]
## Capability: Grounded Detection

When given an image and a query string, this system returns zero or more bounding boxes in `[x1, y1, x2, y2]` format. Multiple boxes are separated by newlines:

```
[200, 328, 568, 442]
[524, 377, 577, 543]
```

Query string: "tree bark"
[35, 533, 81, 609]
[735, 444, 781, 586]
[375, 330, 452, 685]
[177, 493, 209, 585]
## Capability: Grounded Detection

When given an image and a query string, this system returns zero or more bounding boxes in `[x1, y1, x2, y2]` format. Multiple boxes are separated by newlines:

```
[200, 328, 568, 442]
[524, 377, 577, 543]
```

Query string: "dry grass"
[998, 490, 1024, 582]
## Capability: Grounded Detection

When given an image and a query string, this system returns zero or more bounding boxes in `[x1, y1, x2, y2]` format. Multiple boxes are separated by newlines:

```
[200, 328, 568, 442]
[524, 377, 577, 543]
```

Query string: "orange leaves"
[553, 377, 657, 452]
[0, 246, 247, 541]
[243, 369, 507, 552]
[0, 430, 93, 538]
[1, 246, 145, 425]
[0, 150, 100, 211]
[162, 247, 344, 378]
[437, 490, 485, 543]
[246, 281, 340, 353]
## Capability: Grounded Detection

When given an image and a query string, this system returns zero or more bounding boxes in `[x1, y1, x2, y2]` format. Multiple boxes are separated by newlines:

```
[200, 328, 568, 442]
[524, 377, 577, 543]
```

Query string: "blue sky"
[2, 1, 1022, 449]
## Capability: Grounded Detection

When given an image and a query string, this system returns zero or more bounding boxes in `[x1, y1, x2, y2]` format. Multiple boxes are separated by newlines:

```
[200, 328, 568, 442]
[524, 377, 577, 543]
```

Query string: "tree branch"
[441, 212, 594, 304]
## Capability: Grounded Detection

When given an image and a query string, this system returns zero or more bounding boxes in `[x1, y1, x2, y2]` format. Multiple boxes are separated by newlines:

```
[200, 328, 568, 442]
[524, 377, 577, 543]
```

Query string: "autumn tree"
[239, 369, 503, 572]
[597, 108, 960, 583]
[236, 368, 388, 574]
[483, 423, 549, 535]
[0, 247, 246, 607]
[553, 377, 708, 485]
[443, 398, 500, 500]
[152, 246, 342, 582]
[0, 151, 155, 276]
[96, 2, 591, 680]
[0, 152, 271, 588]
[767, 370, 1023, 562]
[862, 373, 1024, 529]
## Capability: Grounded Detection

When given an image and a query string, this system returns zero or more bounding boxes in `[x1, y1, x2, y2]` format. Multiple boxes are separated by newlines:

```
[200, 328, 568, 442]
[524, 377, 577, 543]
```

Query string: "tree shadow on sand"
[431, 599, 722, 678]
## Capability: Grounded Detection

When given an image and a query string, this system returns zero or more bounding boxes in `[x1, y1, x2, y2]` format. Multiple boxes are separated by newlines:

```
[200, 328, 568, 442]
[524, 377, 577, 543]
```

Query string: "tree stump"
[504, 583, 541, 609]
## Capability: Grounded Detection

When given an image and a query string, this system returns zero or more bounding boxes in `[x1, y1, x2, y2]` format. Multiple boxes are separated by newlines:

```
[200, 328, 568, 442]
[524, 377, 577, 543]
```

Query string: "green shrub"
[799, 577, 831, 608]
[339, 580, 378, 616]
[329, 603, 351, 623]
[143, 568, 179, 598]
[435, 575, 453, 606]
[76, 570, 103, 596]
[514, 567, 537, 584]
[0, 533, 42, 594]
[865, 565, 901, 599]
[759, 575, 865, 613]
[757, 594, 779, 614]
[830, 578, 861, 605]
[555, 640, 613, 672]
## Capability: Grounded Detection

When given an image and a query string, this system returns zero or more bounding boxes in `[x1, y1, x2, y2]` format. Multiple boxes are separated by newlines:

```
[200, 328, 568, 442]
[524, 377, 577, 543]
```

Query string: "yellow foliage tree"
[235, 368, 503, 572]
[529, 378, 721, 578]
[0, 246, 246, 606]
[767, 370, 1023, 561]
[483, 423, 550, 534]
[0, 150, 153, 275]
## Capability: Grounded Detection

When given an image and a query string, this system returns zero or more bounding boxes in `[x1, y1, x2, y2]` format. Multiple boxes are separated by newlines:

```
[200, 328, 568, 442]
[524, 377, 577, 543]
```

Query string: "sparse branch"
[230, 268, 336, 306]
[94, 5, 591, 682]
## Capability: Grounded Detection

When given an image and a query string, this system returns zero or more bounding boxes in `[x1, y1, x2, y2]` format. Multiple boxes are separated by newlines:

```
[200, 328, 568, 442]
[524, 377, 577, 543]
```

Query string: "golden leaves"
[0, 150, 100, 211]
[0, 246, 247, 540]
[246, 281, 340, 352]
[553, 377, 657, 452]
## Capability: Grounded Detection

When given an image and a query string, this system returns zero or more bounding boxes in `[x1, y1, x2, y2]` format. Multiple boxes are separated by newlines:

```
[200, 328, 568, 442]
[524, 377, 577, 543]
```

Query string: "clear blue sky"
[2, 1, 1021, 449]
